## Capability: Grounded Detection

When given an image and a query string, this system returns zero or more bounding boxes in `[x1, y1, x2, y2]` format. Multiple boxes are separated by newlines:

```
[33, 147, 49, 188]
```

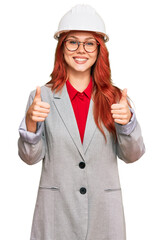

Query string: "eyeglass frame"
[64, 38, 100, 53]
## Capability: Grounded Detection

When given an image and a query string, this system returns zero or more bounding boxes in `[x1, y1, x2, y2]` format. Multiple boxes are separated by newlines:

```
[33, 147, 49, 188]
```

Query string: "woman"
[18, 4, 145, 240]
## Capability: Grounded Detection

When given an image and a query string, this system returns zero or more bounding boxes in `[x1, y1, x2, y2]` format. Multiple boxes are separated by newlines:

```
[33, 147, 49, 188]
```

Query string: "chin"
[75, 67, 89, 72]
[72, 64, 92, 73]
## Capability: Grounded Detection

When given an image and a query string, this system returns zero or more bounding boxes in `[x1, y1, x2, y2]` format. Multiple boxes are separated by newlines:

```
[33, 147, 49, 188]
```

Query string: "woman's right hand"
[25, 86, 50, 133]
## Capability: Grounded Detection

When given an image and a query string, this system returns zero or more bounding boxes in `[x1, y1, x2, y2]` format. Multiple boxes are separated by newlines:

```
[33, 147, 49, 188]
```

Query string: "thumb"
[34, 86, 41, 102]
[120, 88, 127, 103]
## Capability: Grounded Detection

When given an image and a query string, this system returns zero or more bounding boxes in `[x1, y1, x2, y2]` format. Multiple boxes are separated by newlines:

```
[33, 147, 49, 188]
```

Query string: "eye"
[86, 41, 96, 46]
[69, 40, 78, 45]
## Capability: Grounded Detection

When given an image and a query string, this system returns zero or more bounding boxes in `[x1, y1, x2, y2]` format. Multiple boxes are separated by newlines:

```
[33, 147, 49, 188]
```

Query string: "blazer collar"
[52, 83, 97, 161]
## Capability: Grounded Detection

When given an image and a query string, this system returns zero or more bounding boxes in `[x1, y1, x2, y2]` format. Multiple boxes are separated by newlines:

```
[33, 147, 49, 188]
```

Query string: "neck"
[67, 68, 91, 92]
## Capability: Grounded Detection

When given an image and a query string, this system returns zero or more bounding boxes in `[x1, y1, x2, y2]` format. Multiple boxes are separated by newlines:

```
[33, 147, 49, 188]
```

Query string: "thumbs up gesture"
[111, 89, 132, 125]
[26, 86, 50, 132]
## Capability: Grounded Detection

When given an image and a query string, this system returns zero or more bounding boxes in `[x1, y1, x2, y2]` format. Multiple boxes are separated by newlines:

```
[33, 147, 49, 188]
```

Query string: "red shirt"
[66, 77, 93, 144]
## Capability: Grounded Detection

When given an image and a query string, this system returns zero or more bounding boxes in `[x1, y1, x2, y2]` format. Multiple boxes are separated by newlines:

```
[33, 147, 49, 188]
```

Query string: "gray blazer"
[18, 83, 145, 240]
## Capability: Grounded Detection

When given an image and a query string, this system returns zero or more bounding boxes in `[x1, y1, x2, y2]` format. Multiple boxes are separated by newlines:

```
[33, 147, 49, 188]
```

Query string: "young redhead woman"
[18, 4, 145, 240]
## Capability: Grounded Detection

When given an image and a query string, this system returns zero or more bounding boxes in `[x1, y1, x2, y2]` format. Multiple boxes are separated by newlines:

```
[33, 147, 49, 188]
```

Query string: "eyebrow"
[67, 36, 95, 40]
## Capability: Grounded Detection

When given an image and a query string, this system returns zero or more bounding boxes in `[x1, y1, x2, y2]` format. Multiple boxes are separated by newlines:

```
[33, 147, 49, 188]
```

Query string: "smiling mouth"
[73, 57, 88, 64]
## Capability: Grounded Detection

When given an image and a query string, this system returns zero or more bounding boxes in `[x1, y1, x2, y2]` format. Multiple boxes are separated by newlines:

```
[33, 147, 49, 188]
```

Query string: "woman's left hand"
[111, 89, 132, 125]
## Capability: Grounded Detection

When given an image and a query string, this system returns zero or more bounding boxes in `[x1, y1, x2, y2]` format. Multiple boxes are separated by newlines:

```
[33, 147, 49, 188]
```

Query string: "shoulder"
[29, 83, 66, 100]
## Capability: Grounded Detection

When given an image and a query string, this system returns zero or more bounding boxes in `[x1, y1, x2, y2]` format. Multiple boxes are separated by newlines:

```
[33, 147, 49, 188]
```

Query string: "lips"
[73, 57, 88, 64]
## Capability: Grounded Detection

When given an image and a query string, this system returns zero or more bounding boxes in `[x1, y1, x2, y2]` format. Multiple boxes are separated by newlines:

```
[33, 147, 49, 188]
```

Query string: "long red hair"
[47, 31, 123, 142]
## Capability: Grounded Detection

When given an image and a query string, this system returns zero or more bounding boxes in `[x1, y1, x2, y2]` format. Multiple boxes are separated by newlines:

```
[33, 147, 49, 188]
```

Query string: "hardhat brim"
[54, 29, 109, 42]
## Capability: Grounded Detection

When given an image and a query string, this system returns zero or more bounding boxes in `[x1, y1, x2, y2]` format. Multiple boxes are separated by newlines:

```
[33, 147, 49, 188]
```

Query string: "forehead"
[66, 31, 95, 39]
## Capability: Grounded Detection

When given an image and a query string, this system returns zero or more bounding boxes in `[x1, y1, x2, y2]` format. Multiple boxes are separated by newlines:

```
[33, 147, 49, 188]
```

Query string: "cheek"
[90, 53, 98, 65]
[63, 51, 73, 65]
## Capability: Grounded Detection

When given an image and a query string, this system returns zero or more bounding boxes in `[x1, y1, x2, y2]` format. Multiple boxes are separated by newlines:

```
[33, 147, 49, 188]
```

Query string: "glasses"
[64, 39, 100, 53]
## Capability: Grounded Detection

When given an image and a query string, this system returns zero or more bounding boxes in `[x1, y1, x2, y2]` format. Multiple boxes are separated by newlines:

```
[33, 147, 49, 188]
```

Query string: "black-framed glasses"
[64, 39, 100, 53]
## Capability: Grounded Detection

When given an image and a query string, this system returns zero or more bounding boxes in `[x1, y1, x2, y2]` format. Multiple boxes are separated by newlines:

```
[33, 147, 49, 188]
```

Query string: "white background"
[0, 0, 163, 239]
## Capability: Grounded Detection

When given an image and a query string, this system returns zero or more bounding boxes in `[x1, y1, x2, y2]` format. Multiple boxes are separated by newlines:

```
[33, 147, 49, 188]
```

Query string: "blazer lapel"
[83, 98, 97, 154]
[52, 84, 85, 160]
[52, 83, 97, 160]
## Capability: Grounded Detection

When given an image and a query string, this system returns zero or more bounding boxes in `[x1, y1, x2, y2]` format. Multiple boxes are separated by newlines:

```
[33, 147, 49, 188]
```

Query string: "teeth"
[74, 58, 87, 61]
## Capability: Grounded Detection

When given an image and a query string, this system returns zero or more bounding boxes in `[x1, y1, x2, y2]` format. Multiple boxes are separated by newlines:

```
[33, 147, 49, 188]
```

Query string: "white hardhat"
[54, 4, 109, 42]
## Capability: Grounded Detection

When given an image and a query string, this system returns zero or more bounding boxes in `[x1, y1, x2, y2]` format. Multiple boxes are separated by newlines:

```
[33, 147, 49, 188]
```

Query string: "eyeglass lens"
[65, 39, 98, 52]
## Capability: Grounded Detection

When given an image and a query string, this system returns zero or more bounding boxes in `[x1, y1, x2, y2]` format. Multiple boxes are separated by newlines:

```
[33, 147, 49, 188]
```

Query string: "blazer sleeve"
[115, 108, 145, 163]
[17, 90, 46, 165]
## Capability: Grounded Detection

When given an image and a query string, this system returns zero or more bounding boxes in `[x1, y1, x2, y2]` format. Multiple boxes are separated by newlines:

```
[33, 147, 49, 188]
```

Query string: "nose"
[77, 42, 85, 53]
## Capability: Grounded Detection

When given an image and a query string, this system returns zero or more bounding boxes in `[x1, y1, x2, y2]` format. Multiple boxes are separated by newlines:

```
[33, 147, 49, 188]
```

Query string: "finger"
[119, 88, 127, 104]
[34, 86, 41, 102]
[111, 104, 125, 110]
[111, 109, 126, 114]
[32, 111, 49, 118]
[37, 101, 50, 109]
[31, 116, 46, 122]
[33, 105, 50, 113]
[114, 119, 128, 125]
[112, 114, 128, 119]
[122, 88, 127, 98]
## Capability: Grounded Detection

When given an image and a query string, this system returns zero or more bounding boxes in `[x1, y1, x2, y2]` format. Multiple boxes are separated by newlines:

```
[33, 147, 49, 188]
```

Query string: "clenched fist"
[26, 86, 50, 133]
[111, 88, 132, 125]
